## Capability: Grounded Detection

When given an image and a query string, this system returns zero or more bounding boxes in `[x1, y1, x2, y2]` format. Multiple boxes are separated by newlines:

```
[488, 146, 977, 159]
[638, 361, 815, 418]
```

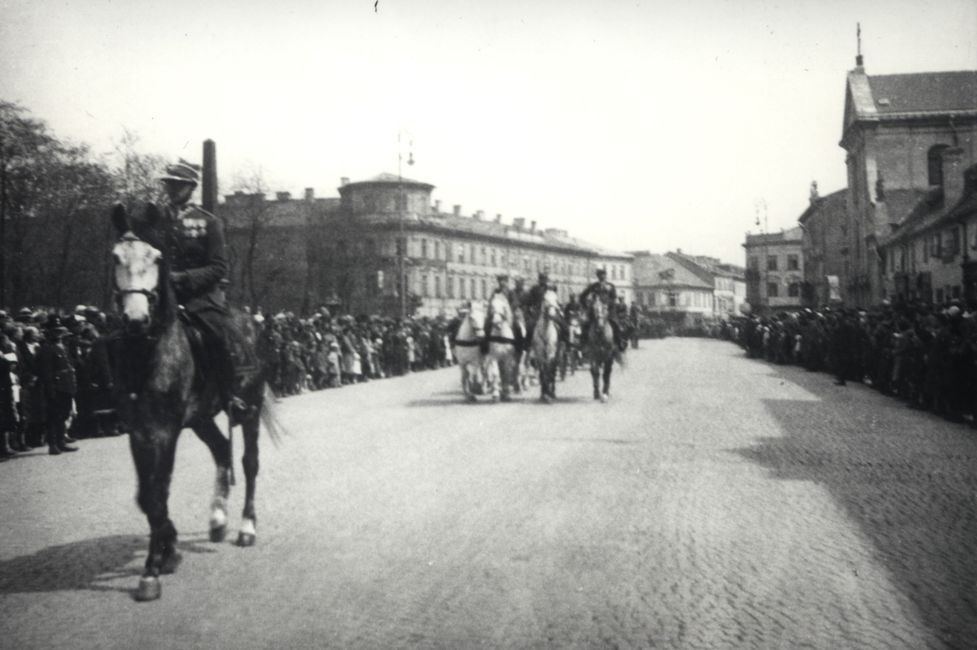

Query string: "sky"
[2, 0, 976, 266]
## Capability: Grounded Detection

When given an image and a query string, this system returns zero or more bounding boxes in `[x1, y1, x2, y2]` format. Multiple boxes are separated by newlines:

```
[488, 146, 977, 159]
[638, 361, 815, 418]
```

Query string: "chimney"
[340, 177, 350, 186]
[513, 217, 525, 230]
[473, 210, 483, 221]
[942, 147, 965, 207]
[495, 214, 502, 223]
[276, 191, 291, 202]
[434, 200, 441, 213]
[453, 204, 461, 216]
[304, 187, 314, 201]
[530, 220, 537, 232]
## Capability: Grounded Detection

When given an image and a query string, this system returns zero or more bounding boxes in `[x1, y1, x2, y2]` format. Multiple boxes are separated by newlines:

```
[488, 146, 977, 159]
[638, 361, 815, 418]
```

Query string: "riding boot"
[1, 431, 16, 457]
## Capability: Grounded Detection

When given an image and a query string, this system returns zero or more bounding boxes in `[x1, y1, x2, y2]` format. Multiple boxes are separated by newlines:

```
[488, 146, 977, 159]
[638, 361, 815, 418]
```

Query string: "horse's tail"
[259, 384, 288, 448]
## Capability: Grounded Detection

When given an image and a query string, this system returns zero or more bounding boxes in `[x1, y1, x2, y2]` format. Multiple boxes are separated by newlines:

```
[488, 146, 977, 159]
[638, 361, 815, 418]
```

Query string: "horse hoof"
[134, 576, 161, 602]
[600, 394, 608, 403]
[209, 524, 227, 543]
[237, 532, 256, 547]
[491, 394, 500, 403]
[500, 394, 511, 402]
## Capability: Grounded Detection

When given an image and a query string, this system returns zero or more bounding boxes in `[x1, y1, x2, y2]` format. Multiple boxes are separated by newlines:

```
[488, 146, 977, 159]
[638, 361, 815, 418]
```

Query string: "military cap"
[159, 159, 201, 185]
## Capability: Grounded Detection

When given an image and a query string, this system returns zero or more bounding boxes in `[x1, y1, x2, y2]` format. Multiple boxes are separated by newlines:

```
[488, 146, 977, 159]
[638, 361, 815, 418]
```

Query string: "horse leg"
[237, 410, 260, 547]
[130, 427, 181, 601]
[591, 360, 601, 400]
[486, 358, 500, 402]
[192, 420, 232, 543]
[602, 359, 612, 402]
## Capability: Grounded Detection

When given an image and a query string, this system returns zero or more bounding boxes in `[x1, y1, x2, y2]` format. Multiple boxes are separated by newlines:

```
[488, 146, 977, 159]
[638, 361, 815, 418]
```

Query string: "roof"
[868, 71, 977, 115]
[666, 251, 745, 282]
[632, 253, 713, 290]
[878, 188, 945, 247]
[744, 226, 804, 247]
[797, 188, 847, 225]
[846, 69, 977, 130]
[343, 173, 434, 191]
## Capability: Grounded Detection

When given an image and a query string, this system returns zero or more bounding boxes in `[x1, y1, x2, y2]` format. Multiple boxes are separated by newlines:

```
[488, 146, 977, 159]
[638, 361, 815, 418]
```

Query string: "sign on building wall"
[826, 275, 841, 303]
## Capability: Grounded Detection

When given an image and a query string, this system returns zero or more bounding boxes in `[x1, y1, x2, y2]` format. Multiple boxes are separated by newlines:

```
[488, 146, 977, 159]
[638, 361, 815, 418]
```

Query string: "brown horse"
[110, 205, 280, 601]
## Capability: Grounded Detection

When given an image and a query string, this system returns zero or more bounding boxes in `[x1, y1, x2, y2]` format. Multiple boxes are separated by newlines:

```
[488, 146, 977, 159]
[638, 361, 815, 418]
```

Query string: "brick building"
[840, 58, 977, 305]
[220, 173, 632, 317]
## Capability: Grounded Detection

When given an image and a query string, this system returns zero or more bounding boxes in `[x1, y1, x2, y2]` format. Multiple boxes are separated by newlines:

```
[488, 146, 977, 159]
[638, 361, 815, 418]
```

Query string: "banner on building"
[826, 275, 841, 303]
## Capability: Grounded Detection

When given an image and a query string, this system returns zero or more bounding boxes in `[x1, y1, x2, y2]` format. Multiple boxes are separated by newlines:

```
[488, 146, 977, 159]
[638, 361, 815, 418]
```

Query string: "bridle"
[113, 232, 162, 327]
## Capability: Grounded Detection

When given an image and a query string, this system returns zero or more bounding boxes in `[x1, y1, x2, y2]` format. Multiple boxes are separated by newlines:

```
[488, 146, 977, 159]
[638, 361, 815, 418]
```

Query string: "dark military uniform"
[157, 201, 241, 405]
[579, 278, 626, 350]
[37, 321, 78, 454]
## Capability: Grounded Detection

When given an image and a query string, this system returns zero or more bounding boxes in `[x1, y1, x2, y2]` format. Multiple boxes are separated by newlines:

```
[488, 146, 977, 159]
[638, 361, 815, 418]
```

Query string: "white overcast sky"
[2, 0, 976, 265]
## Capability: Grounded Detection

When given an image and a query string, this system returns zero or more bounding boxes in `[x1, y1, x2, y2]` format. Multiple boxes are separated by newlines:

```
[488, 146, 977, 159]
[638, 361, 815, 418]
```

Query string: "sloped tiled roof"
[632, 253, 712, 289]
[868, 71, 977, 115]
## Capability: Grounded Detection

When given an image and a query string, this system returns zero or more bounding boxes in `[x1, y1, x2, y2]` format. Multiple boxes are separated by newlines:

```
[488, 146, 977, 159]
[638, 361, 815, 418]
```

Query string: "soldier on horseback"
[522, 270, 567, 343]
[579, 267, 628, 352]
[156, 159, 246, 416]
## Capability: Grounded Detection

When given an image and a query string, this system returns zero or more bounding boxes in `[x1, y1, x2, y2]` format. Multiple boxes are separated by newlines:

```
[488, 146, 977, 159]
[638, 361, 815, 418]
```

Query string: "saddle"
[179, 309, 260, 390]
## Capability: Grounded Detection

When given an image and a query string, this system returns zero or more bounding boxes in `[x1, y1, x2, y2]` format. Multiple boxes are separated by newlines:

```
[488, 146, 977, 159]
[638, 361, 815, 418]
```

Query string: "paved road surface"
[2, 338, 976, 649]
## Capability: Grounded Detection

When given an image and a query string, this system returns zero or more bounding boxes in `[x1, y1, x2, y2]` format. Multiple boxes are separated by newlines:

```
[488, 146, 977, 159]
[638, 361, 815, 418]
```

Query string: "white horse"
[486, 293, 518, 401]
[531, 288, 562, 402]
[452, 301, 491, 402]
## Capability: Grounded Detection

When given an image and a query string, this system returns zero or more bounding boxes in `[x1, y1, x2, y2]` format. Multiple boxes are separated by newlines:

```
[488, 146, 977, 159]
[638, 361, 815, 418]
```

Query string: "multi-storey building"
[665, 250, 746, 320]
[797, 185, 848, 307]
[742, 227, 804, 313]
[220, 173, 632, 317]
[839, 55, 977, 306]
[631, 252, 715, 325]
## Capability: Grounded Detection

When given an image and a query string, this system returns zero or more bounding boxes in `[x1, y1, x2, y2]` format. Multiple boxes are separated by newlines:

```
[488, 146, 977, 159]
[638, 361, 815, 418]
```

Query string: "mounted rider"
[156, 159, 246, 416]
[521, 270, 567, 343]
[484, 273, 519, 352]
[578, 267, 628, 352]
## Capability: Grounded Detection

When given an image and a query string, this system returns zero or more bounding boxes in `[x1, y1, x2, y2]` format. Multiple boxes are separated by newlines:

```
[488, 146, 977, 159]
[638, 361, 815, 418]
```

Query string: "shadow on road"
[0, 533, 218, 595]
[731, 364, 977, 648]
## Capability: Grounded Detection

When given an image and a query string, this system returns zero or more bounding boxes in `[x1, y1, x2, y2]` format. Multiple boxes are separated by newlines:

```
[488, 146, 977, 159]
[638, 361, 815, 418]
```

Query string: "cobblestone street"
[1, 338, 976, 649]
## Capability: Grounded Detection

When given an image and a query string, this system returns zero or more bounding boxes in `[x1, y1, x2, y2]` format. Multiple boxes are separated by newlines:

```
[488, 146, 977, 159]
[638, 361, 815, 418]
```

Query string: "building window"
[435, 276, 442, 298]
[787, 254, 799, 271]
[749, 256, 759, 270]
[490, 249, 496, 266]
[788, 283, 800, 298]
[928, 144, 950, 187]
[935, 287, 944, 304]
[767, 282, 779, 297]
[420, 274, 429, 297]
[648, 291, 655, 306]
[470, 278, 477, 299]
[668, 292, 677, 307]
[447, 276, 455, 299]
[459, 277, 466, 299]
[480, 278, 487, 299]
[767, 255, 778, 271]
[434, 241, 441, 260]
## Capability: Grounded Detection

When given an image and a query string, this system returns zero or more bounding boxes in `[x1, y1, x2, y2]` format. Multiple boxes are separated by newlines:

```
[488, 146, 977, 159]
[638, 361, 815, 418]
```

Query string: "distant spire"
[855, 22, 864, 68]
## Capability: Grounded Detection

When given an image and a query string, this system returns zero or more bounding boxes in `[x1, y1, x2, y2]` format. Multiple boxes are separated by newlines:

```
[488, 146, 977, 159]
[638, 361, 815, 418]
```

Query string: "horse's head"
[489, 293, 511, 330]
[111, 204, 163, 331]
[458, 300, 486, 339]
[589, 297, 609, 326]
[541, 288, 560, 319]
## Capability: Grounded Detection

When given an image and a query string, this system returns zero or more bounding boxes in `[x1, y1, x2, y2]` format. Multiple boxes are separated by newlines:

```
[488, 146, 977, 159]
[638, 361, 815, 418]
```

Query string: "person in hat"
[156, 158, 246, 416]
[36, 315, 78, 454]
[521, 270, 567, 345]
[579, 266, 627, 351]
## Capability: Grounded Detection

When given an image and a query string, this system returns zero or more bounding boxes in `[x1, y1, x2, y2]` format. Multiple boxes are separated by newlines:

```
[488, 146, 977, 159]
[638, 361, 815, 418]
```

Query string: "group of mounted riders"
[452, 268, 632, 359]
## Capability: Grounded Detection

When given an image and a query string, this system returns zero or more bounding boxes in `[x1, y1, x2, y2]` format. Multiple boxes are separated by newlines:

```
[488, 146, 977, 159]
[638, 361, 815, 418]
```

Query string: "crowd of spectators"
[722, 300, 977, 425]
[253, 308, 455, 396]
[0, 304, 459, 460]
[0, 305, 117, 460]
